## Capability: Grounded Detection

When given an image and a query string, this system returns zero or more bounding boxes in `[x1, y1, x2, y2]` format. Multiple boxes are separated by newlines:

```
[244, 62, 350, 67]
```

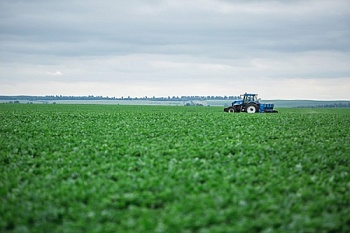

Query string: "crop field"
[1, 104, 349, 232]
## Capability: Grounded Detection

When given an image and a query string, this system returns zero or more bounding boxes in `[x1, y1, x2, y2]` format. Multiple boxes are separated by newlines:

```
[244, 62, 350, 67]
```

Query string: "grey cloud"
[2, 1, 349, 55]
[0, 0, 349, 99]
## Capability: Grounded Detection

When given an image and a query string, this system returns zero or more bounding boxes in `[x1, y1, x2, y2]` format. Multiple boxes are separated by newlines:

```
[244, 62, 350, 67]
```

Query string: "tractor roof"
[243, 93, 257, 96]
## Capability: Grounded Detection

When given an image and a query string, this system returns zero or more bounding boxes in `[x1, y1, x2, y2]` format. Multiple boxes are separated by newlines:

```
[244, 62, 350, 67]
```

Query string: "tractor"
[224, 93, 278, 113]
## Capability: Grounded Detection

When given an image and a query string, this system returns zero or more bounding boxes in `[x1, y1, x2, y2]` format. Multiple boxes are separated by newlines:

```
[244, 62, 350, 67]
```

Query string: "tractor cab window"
[244, 95, 258, 103]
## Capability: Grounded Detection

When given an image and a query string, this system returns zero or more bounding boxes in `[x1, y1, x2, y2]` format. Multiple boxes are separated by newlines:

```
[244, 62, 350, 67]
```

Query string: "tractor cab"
[242, 93, 259, 105]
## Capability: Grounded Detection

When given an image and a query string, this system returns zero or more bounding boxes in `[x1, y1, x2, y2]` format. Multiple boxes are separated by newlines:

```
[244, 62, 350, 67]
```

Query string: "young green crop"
[0, 104, 349, 232]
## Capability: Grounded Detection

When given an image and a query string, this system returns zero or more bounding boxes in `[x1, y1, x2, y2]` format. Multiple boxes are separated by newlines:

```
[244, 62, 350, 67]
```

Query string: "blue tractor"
[224, 93, 278, 113]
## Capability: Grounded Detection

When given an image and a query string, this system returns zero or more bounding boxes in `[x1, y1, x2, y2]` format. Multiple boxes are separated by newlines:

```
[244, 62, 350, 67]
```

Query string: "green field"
[1, 104, 349, 232]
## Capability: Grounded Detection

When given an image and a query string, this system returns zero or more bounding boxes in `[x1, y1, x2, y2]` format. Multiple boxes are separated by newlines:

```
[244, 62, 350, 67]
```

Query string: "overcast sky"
[1, 0, 349, 99]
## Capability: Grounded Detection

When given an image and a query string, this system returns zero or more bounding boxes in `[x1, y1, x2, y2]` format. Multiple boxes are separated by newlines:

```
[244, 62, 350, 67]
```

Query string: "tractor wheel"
[228, 107, 235, 113]
[246, 105, 257, 113]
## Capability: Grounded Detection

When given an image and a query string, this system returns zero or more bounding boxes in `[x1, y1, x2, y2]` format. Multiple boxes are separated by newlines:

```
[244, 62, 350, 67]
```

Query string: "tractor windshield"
[244, 94, 258, 103]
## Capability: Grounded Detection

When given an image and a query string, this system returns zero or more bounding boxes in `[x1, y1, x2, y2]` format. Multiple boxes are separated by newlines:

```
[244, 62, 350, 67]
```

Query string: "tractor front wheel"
[246, 105, 257, 113]
[228, 107, 235, 113]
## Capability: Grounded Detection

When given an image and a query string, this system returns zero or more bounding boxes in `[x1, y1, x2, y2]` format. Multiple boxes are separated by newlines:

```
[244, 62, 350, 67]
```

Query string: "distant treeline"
[0, 95, 240, 101]
[2, 95, 350, 108]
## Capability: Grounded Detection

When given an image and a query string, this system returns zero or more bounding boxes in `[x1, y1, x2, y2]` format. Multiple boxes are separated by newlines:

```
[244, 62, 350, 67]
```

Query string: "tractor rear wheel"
[246, 104, 258, 113]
